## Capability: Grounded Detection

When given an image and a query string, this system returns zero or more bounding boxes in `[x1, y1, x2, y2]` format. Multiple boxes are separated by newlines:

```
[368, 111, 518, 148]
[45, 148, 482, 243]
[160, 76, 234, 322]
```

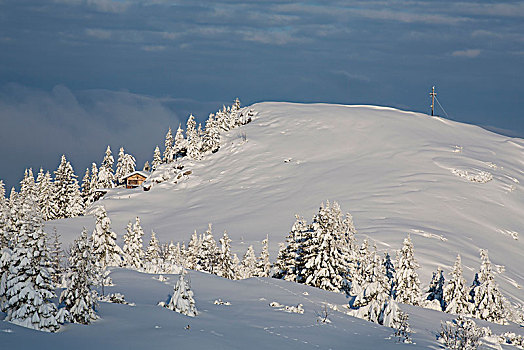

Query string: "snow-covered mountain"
[3, 102, 524, 348]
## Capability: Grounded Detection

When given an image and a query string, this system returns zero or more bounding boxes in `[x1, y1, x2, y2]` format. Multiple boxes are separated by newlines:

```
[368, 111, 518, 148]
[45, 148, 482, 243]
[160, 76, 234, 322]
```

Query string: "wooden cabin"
[122, 171, 149, 189]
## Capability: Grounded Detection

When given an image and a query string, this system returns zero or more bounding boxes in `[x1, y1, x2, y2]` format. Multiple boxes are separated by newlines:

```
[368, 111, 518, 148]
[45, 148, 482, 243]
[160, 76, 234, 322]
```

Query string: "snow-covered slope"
[57, 102, 523, 300]
[7, 102, 522, 348]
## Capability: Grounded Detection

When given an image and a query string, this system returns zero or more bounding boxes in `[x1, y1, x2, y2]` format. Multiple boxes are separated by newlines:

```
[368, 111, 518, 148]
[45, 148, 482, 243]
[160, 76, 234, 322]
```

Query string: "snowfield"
[2, 102, 524, 348]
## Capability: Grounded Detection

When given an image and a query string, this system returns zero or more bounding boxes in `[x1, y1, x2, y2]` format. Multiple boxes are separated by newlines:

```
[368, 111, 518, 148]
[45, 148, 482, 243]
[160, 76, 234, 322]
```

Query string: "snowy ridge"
[4, 102, 522, 348]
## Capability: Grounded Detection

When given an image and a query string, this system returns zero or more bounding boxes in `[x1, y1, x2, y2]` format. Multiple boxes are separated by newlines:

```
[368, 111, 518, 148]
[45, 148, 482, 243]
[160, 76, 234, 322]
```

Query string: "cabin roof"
[122, 170, 150, 180]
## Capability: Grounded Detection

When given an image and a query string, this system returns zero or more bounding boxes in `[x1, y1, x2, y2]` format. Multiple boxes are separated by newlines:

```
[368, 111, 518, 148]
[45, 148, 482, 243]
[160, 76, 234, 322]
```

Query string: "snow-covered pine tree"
[443, 254, 470, 315]
[394, 236, 421, 306]
[273, 215, 309, 282]
[185, 231, 200, 270]
[165, 269, 197, 317]
[115, 147, 126, 185]
[91, 206, 122, 268]
[383, 252, 396, 296]
[196, 224, 218, 274]
[256, 235, 271, 277]
[123, 153, 136, 178]
[60, 228, 98, 324]
[122, 217, 145, 269]
[53, 155, 84, 218]
[80, 167, 91, 206]
[143, 160, 151, 172]
[3, 194, 59, 332]
[48, 227, 64, 286]
[98, 146, 115, 189]
[218, 231, 236, 279]
[350, 239, 372, 296]
[20, 168, 38, 205]
[239, 245, 257, 279]
[470, 249, 507, 324]
[163, 127, 175, 163]
[152, 146, 162, 170]
[145, 230, 162, 270]
[37, 169, 57, 221]
[165, 241, 182, 268]
[88, 163, 99, 202]
[202, 114, 221, 153]
[186, 114, 202, 160]
[426, 266, 445, 310]
[301, 201, 353, 292]
[439, 316, 483, 350]
[173, 124, 186, 160]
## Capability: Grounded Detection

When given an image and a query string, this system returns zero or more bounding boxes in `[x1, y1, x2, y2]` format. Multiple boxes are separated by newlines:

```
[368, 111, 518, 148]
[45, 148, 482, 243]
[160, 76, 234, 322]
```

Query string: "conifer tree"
[165, 241, 182, 267]
[470, 249, 507, 324]
[202, 114, 220, 153]
[145, 230, 162, 269]
[3, 195, 59, 332]
[383, 252, 396, 296]
[122, 217, 144, 269]
[173, 124, 186, 160]
[20, 168, 38, 204]
[274, 215, 308, 282]
[394, 236, 421, 305]
[48, 227, 64, 286]
[218, 231, 236, 279]
[60, 228, 98, 324]
[91, 206, 122, 268]
[257, 235, 271, 277]
[165, 269, 197, 317]
[240, 245, 257, 279]
[143, 160, 151, 172]
[197, 224, 219, 274]
[152, 146, 162, 170]
[115, 147, 126, 184]
[163, 127, 175, 163]
[426, 266, 445, 310]
[37, 169, 57, 221]
[80, 167, 91, 206]
[443, 254, 470, 315]
[98, 146, 115, 188]
[88, 163, 99, 202]
[186, 114, 201, 160]
[54, 155, 84, 218]
[185, 231, 200, 270]
[301, 202, 353, 292]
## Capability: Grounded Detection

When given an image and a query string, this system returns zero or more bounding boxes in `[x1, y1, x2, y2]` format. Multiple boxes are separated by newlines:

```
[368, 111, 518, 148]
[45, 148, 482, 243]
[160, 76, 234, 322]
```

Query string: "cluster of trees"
[149, 98, 253, 171]
[272, 201, 513, 327]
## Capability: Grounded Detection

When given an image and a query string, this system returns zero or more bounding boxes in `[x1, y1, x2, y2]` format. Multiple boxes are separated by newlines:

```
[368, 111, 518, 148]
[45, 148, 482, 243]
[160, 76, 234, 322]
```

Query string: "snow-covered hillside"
[3, 102, 524, 348]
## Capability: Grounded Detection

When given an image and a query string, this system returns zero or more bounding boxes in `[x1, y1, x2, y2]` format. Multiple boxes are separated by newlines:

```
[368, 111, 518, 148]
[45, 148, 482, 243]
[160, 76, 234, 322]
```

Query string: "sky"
[0, 0, 523, 191]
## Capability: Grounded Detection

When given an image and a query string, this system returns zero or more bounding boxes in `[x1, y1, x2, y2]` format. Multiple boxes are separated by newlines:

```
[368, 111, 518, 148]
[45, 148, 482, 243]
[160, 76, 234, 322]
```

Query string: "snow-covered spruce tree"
[115, 147, 136, 185]
[185, 231, 201, 270]
[394, 236, 421, 305]
[239, 245, 258, 279]
[96, 149, 113, 189]
[122, 217, 145, 269]
[273, 215, 309, 282]
[37, 169, 57, 221]
[143, 160, 151, 172]
[165, 241, 182, 268]
[301, 201, 353, 292]
[98, 145, 115, 189]
[88, 163, 100, 203]
[426, 266, 445, 310]
[196, 224, 219, 274]
[256, 235, 271, 277]
[152, 146, 162, 170]
[202, 114, 221, 154]
[91, 206, 122, 268]
[145, 230, 162, 271]
[394, 310, 412, 344]
[20, 168, 38, 205]
[350, 243, 392, 325]
[443, 254, 470, 315]
[54, 155, 84, 218]
[186, 114, 202, 160]
[383, 252, 396, 296]
[350, 239, 372, 296]
[165, 269, 197, 317]
[48, 227, 64, 286]
[218, 231, 236, 279]
[3, 194, 60, 332]
[80, 167, 91, 206]
[163, 127, 175, 163]
[470, 249, 507, 324]
[60, 228, 98, 324]
[173, 124, 186, 160]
